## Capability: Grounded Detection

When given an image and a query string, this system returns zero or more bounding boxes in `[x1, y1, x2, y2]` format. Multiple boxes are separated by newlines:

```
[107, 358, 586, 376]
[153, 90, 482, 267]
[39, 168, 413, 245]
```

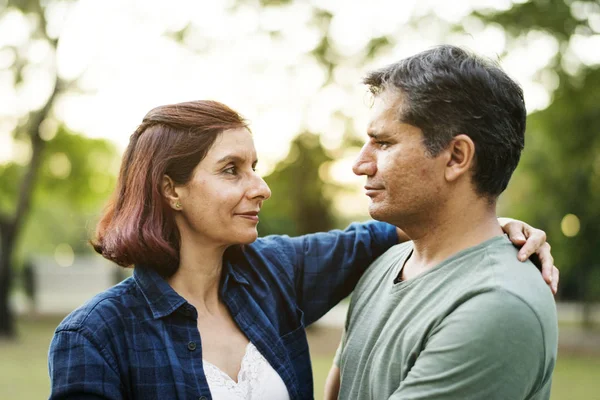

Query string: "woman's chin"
[231, 229, 259, 245]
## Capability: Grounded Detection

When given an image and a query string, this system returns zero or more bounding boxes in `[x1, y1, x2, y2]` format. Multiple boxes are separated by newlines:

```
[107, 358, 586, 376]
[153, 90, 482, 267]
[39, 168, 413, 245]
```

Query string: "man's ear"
[444, 134, 475, 182]
[162, 175, 182, 211]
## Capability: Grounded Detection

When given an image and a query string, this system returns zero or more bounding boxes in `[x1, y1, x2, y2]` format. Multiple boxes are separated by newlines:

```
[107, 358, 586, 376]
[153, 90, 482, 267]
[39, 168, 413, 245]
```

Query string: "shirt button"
[199, 397, 207, 400]
[187, 341, 197, 351]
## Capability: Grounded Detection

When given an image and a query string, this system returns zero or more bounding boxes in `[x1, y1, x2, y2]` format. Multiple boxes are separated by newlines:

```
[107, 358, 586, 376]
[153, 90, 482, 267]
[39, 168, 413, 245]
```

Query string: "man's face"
[352, 90, 448, 227]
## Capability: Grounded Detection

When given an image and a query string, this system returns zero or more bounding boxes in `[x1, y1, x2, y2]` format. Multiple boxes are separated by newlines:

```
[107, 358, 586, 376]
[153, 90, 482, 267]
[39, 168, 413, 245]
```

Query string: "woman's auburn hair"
[91, 100, 248, 277]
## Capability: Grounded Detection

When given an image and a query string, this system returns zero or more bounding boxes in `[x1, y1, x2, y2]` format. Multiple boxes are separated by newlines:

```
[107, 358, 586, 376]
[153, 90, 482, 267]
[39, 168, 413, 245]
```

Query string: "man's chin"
[368, 204, 387, 222]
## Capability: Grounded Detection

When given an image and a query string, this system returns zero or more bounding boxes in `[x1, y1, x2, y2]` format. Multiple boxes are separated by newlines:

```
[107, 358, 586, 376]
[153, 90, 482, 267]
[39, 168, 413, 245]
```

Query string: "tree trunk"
[0, 227, 16, 338]
[0, 78, 59, 338]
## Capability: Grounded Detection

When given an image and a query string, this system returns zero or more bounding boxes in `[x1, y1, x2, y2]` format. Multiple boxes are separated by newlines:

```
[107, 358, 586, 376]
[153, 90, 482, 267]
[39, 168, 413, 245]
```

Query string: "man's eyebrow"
[367, 131, 392, 139]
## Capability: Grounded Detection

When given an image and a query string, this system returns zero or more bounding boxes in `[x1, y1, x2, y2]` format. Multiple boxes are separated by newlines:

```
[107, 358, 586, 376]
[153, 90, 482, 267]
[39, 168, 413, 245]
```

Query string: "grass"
[550, 354, 600, 400]
[1, 318, 599, 400]
[0, 318, 57, 399]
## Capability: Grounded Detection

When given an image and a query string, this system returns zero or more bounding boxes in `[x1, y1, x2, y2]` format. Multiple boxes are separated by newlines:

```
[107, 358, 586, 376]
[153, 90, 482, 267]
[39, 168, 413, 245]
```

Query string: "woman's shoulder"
[54, 276, 141, 336]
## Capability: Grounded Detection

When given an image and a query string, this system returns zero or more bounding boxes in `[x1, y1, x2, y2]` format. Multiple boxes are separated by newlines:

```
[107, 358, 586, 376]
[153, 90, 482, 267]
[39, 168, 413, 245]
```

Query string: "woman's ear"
[162, 175, 183, 211]
[444, 134, 476, 182]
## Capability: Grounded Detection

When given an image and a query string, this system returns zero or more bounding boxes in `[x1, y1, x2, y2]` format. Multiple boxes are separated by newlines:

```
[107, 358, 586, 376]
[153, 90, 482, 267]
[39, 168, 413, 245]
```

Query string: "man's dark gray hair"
[364, 45, 526, 199]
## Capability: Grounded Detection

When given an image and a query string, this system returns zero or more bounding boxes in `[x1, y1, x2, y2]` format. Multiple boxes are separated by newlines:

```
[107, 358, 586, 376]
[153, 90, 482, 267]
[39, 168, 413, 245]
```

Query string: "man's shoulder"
[458, 238, 558, 338]
[484, 240, 555, 312]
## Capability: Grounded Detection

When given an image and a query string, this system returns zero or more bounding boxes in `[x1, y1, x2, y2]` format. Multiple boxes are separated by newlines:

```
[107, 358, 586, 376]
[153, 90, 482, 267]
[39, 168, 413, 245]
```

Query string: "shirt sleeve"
[49, 328, 123, 400]
[388, 290, 554, 400]
[296, 221, 397, 325]
[255, 221, 397, 325]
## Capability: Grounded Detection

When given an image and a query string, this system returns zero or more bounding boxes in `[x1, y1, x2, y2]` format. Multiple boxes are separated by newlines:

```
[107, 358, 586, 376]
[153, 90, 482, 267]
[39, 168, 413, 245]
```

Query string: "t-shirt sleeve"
[49, 328, 123, 399]
[389, 290, 555, 400]
[256, 221, 397, 325]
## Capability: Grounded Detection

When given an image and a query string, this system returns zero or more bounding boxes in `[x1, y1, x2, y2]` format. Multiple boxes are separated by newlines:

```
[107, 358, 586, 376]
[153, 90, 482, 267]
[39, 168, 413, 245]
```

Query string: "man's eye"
[376, 141, 390, 149]
[224, 166, 237, 175]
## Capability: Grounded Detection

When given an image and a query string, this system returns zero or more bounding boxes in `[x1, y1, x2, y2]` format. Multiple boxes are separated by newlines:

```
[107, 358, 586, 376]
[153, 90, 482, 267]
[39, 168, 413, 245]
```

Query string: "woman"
[48, 100, 555, 400]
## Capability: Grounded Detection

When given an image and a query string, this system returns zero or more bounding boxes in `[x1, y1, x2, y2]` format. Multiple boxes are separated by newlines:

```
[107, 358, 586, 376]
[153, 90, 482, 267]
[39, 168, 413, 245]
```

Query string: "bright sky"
[1, 0, 598, 217]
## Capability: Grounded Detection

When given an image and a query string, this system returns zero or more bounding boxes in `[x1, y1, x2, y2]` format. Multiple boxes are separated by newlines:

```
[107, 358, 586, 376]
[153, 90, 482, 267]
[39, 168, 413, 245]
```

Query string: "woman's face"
[175, 128, 271, 246]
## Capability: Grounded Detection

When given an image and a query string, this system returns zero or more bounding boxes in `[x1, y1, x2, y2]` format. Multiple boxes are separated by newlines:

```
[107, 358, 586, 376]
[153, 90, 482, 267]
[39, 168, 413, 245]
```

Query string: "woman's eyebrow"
[215, 154, 258, 166]
[215, 154, 245, 165]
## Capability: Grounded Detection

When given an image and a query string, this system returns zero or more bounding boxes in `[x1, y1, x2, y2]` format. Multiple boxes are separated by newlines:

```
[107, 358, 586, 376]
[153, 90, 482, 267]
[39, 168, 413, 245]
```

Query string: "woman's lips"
[236, 212, 259, 222]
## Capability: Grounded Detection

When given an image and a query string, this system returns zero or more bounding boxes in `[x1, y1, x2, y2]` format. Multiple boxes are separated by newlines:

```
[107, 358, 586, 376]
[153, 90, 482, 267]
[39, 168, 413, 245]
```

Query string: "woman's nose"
[248, 174, 271, 201]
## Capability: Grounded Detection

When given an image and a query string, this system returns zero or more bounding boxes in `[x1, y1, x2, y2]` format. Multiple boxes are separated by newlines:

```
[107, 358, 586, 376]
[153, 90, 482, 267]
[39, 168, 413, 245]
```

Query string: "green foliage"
[258, 0, 293, 6]
[259, 132, 336, 236]
[501, 67, 600, 300]
[0, 163, 23, 214]
[8, 0, 40, 13]
[35, 127, 119, 210]
[0, 126, 120, 266]
[475, 0, 598, 43]
[365, 36, 392, 60]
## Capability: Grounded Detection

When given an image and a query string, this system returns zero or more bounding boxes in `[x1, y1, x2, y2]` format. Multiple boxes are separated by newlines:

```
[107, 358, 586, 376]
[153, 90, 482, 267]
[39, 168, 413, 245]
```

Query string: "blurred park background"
[1, 0, 599, 398]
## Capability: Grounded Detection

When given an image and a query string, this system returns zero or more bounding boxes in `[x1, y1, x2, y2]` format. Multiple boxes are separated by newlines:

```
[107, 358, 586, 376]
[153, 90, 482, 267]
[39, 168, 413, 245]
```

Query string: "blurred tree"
[0, 127, 119, 259]
[258, 132, 335, 236]
[0, 0, 76, 338]
[0, 126, 119, 336]
[471, 0, 600, 326]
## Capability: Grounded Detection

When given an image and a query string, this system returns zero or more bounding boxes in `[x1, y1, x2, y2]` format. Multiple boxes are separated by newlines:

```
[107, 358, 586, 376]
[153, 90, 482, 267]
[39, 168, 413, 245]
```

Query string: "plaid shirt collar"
[133, 266, 186, 320]
[134, 261, 250, 320]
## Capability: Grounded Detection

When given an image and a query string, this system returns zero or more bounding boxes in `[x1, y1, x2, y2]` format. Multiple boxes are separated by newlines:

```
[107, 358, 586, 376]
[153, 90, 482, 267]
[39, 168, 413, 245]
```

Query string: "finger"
[504, 222, 527, 245]
[517, 227, 546, 261]
[551, 266, 559, 295]
[536, 242, 554, 283]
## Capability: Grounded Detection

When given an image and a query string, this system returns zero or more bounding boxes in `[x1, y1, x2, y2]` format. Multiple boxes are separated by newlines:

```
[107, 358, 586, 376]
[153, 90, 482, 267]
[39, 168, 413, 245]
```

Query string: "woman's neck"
[167, 238, 227, 316]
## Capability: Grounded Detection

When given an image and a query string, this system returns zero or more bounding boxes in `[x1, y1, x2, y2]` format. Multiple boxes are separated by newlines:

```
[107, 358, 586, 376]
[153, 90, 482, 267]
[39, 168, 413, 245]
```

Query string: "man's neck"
[401, 199, 503, 281]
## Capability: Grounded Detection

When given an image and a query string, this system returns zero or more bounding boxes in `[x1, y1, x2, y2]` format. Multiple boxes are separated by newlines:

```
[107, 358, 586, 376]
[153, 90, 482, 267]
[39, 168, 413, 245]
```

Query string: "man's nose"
[352, 145, 376, 176]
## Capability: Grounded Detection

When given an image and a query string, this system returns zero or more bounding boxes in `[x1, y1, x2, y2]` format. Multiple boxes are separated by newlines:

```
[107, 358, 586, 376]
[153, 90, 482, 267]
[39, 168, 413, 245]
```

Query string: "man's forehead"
[367, 92, 404, 132]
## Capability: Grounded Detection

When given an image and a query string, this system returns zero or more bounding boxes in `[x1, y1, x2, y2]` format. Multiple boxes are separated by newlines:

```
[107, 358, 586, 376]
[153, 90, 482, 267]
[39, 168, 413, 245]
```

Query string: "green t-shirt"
[336, 235, 558, 400]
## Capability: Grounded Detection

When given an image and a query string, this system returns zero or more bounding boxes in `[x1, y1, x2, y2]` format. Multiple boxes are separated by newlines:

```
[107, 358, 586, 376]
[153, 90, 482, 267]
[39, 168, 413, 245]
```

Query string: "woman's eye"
[224, 166, 237, 175]
[376, 141, 390, 149]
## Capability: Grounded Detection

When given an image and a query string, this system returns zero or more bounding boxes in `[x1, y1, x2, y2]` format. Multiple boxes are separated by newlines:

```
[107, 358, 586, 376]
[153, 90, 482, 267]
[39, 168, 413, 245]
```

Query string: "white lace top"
[203, 342, 291, 400]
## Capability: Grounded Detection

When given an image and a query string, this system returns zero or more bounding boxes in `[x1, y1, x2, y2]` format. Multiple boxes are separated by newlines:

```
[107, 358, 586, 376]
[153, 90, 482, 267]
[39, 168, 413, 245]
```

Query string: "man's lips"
[364, 186, 384, 197]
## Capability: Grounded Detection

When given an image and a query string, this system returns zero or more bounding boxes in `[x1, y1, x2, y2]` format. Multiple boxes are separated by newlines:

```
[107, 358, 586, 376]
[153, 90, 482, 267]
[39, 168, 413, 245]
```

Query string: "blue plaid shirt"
[48, 221, 397, 400]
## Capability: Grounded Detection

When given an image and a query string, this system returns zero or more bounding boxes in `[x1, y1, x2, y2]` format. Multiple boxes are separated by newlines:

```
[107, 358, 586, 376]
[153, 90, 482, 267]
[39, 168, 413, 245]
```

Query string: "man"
[325, 45, 558, 399]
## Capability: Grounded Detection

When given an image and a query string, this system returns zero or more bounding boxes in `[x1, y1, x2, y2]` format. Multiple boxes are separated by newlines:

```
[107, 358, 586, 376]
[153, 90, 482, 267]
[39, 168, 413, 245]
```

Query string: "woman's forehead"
[206, 128, 257, 162]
